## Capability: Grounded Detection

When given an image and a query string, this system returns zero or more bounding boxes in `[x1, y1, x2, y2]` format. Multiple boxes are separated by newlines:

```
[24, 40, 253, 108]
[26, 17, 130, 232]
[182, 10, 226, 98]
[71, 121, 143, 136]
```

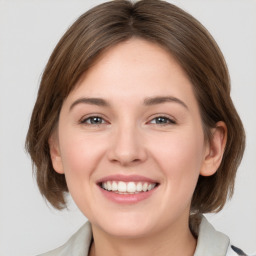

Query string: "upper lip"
[96, 174, 159, 184]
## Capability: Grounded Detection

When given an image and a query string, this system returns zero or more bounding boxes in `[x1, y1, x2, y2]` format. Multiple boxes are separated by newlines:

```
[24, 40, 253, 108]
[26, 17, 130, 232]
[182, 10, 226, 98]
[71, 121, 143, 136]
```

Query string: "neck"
[89, 219, 196, 256]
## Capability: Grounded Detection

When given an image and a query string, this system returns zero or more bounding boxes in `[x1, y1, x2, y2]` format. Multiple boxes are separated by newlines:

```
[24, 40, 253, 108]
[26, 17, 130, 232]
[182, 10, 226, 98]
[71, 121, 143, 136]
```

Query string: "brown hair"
[26, 0, 245, 221]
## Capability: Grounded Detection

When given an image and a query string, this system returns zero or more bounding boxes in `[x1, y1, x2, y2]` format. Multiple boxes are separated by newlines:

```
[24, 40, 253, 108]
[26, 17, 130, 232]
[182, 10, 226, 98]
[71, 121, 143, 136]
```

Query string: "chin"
[92, 212, 157, 238]
[105, 223, 153, 238]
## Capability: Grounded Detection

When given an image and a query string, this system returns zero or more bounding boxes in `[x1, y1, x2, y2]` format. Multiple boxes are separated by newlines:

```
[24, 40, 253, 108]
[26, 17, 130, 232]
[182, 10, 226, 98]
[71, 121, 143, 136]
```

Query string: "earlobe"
[48, 132, 64, 174]
[200, 121, 227, 177]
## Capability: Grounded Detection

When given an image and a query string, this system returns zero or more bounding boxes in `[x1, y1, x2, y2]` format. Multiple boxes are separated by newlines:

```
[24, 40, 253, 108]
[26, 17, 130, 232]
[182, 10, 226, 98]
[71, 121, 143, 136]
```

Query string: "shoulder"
[194, 215, 249, 256]
[36, 222, 92, 256]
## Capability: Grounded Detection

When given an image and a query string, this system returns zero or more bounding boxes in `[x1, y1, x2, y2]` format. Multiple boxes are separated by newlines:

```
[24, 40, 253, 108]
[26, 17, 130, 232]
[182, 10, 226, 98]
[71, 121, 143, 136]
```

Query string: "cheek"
[57, 130, 108, 214]
[151, 129, 205, 191]
[156, 131, 203, 162]
[58, 130, 106, 179]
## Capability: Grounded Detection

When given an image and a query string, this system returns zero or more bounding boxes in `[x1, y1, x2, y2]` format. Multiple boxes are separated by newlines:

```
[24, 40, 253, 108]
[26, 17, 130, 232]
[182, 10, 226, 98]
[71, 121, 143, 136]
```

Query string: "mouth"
[96, 175, 159, 204]
[100, 181, 158, 194]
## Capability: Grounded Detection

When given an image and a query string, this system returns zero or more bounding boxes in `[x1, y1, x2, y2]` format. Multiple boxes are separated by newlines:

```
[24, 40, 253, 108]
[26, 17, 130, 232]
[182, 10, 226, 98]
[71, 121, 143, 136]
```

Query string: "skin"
[49, 38, 227, 256]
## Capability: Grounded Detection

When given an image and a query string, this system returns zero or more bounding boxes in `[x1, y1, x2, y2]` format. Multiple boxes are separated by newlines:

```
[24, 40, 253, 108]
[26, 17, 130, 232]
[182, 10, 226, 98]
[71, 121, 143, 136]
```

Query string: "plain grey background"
[0, 0, 255, 255]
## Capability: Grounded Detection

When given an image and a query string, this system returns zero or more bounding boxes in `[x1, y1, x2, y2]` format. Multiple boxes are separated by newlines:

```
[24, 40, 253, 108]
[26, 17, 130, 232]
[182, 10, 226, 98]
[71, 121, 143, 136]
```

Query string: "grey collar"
[194, 216, 230, 256]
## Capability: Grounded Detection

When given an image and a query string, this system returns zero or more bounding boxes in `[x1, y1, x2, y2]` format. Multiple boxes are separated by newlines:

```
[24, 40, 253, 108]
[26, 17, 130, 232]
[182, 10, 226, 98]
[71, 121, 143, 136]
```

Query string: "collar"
[194, 215, 230, 256]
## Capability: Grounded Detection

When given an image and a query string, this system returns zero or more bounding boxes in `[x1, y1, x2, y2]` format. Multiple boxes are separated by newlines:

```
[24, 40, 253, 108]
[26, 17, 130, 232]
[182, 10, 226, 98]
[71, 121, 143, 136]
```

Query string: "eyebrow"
[144, 96, 188, 109]
[69, 95, 188, 111]
[69, 97, 110, 111]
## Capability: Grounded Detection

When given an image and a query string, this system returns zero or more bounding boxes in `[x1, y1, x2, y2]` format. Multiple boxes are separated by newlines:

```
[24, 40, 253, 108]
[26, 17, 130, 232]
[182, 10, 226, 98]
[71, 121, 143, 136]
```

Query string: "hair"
[26, 0, 245, 228]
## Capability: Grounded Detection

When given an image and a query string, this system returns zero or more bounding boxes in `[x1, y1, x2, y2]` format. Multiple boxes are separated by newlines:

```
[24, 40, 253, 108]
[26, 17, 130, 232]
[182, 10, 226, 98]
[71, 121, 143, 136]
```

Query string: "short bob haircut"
[26, 0, 245, 225]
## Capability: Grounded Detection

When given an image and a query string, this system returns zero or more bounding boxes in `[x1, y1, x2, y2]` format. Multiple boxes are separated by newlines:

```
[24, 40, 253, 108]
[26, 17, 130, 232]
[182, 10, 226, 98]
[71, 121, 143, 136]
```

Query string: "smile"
[97, 175, 159, 204]
[101, 181, 157, 194]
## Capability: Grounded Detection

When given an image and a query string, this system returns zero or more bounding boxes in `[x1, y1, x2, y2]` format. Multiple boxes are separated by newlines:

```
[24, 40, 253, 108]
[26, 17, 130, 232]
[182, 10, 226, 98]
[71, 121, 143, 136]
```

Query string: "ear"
[200, 121, 227, 177]
[48, 132, 64, 174]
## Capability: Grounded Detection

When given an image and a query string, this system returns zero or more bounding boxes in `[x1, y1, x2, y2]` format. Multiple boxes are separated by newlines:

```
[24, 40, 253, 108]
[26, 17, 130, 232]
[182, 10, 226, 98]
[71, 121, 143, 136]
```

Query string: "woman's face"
[50, 38, 212, 238]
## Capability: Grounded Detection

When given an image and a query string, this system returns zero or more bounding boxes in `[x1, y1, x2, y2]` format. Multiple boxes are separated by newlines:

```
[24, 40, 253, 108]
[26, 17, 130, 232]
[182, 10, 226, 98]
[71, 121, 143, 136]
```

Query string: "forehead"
[64, 38, 198, 110]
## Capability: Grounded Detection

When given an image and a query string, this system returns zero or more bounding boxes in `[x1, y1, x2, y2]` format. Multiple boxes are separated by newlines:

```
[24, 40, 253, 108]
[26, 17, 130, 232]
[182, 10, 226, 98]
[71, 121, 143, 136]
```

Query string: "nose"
[107, 123, 148, 166]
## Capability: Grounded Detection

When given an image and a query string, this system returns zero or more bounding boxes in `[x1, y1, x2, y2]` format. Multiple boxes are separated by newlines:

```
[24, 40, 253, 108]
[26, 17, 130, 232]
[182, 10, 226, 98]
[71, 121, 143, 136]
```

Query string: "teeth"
[118, 181, 126, 192]
[107, 181, 112, 191]
[112, 181, 118, 191]
[136, 182, 142, 192]
[101, 181, 157, 193]
[127, 182, 136, 193]
[142, 183, 148, 192]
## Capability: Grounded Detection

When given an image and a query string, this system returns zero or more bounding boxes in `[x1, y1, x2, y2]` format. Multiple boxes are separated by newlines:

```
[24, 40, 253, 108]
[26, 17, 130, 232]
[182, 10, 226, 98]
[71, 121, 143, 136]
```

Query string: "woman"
[26, 1, 247, 255]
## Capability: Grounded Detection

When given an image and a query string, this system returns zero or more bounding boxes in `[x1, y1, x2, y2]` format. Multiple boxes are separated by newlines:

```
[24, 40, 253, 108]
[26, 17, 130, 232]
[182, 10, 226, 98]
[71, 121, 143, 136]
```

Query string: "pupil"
[91, 117, 101, 124]
[156, 117, 166, 123]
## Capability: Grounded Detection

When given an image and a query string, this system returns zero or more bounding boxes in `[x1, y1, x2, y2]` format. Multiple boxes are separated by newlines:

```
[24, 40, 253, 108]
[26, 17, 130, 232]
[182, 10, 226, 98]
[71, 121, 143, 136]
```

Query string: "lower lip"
[99, 186, 158, 204]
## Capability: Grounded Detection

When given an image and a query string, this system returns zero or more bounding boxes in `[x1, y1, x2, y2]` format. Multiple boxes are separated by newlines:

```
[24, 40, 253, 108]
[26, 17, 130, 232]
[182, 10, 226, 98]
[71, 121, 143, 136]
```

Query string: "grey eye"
[82, 116, 105, 125]
[150, 116, 175, 124]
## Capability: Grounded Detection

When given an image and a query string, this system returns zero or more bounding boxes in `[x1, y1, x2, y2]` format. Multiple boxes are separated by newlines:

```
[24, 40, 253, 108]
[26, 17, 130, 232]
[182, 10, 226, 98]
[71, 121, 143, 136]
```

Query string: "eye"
[81, 116, 106, 125]
[149, 116, 176, 125]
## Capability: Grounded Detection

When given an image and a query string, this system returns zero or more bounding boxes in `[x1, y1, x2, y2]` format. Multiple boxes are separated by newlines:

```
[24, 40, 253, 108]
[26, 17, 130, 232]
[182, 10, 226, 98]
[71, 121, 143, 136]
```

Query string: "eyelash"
[80, 115, 176, 126]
